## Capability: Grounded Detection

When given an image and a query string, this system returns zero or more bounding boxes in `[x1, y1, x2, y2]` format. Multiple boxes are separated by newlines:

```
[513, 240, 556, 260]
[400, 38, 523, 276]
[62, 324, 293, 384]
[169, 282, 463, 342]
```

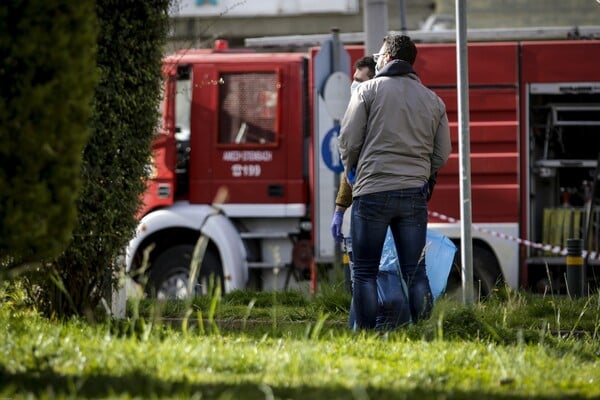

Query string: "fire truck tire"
[443, 246, 502, 301]
[146, 244, 224, 299]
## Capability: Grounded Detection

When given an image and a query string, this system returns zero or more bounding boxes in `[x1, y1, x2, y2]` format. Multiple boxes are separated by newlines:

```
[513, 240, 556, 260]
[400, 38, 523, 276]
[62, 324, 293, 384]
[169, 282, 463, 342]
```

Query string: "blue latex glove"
[346, 168, 356, 185]
[330, 210, 345, 243]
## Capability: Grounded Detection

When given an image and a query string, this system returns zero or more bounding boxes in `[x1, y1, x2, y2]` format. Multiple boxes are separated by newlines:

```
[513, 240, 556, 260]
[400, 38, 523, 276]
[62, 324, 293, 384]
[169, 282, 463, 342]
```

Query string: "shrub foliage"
[44, 0, 171, 316]
[0, 1, 97, 264]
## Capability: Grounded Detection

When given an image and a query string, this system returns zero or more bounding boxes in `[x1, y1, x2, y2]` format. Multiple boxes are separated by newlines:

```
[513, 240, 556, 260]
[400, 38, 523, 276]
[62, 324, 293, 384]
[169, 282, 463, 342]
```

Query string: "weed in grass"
[188, 230, 209, 297]
[435, 311, 444, 341]
[242, 298, 256, 330]
[181, 307, 194, 335]
[593, 289, 600, 340]
[207, 277, 222, 336]
[0, 280, 35, 318]
[305, 312, 330, 340]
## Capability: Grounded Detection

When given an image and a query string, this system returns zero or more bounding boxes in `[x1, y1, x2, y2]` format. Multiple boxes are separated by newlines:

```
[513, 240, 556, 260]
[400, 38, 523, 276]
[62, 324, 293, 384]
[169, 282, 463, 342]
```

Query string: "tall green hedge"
[0, 1, 97, 264]
[46, 0, 171, 316]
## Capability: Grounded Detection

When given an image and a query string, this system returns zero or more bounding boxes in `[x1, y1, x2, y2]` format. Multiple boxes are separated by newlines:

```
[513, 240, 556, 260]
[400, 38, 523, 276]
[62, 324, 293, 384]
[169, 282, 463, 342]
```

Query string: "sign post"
[312, 29, 351, 292]
[456, 0, 474, 304]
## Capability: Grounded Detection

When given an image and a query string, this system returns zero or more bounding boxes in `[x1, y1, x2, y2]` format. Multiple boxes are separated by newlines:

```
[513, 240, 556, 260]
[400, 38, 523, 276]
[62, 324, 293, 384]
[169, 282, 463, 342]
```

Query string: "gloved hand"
[330, 210, 345, 243]
[346, 168, 356, 186]
[427, 172, 438, 202]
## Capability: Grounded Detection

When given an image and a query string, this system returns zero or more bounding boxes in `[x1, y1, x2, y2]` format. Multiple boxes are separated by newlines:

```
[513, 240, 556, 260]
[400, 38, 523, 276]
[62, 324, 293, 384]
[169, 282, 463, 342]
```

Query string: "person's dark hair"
[354, 55, 376, 79]
[384, 34, 417, 65]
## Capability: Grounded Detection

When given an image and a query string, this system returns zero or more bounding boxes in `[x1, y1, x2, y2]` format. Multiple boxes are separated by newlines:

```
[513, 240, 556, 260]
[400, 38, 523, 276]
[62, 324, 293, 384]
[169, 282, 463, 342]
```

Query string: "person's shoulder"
[426, 88, 447, 110]
[356, 77, 381, 96]
[364, 77, 382, 87]
[366, 75, 393, 90]
[413, 82, 446, 108]
[418, 81, 440, 98]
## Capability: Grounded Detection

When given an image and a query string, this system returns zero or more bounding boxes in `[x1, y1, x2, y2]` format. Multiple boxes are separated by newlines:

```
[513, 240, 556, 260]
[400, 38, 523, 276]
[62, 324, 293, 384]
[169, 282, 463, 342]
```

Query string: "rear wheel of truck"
[443, 246, 502, 301]
[147, 244, 224, 299]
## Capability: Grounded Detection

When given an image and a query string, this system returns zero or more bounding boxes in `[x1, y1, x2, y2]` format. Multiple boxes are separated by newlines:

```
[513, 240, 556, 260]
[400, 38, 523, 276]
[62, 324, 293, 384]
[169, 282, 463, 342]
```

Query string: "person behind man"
[338, 34, 451, 330]
[349, 55, 376, 97]
[331, 55, 376, 240]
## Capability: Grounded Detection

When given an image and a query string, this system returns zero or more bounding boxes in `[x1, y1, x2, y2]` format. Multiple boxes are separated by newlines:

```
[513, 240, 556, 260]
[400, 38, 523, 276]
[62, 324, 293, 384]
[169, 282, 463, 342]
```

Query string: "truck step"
[247, 261, 288, 269]
[240, 231, 297, 239]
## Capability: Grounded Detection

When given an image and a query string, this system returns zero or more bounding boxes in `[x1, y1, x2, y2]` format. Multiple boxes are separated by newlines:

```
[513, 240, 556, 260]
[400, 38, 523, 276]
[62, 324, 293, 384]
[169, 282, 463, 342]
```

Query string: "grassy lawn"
[1, 281, 600, 399]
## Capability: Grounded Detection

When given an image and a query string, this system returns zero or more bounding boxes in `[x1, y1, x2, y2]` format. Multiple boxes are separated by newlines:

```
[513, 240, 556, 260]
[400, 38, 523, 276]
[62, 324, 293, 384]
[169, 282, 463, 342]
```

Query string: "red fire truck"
[125, 29, 600, 299]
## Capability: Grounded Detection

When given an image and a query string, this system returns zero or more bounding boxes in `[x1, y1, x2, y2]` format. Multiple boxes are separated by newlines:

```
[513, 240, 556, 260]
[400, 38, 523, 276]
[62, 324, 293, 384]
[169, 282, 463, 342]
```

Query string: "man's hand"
[330, 210, 345, 243]
[427, 172, 438, 202]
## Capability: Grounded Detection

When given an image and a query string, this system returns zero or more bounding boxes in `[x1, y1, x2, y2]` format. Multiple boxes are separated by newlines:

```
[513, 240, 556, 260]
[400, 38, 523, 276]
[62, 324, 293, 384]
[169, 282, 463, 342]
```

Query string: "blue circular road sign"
[321, 126, 344, 173]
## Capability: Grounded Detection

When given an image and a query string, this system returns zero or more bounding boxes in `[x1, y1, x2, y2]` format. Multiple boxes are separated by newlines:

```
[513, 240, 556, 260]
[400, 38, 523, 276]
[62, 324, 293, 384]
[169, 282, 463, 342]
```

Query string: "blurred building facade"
[167, 0, 599, 51]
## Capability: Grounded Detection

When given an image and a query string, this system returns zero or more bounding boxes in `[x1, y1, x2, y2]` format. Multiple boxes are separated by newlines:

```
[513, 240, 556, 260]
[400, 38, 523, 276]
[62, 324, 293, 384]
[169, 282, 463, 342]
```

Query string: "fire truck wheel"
[444, 246, 502, 301]
[147, 244, 224, 299]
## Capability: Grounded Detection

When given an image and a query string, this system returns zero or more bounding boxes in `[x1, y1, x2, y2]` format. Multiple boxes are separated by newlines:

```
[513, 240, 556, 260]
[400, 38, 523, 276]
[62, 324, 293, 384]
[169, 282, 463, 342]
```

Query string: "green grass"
[1, 281, 600, 399]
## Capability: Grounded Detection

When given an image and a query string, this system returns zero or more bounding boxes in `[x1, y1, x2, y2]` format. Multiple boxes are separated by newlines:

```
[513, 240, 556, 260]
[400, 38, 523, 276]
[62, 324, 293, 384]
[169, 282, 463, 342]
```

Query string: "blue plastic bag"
[375, 228, 411, 328]
[375, 270, 411, 329]
[424, 228, 457, 300]
[378, 227, 456, 301]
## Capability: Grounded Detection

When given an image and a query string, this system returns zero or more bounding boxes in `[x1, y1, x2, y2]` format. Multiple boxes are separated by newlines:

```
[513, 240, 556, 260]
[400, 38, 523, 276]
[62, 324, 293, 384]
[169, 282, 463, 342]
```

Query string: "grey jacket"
[338, 59, 451, 197]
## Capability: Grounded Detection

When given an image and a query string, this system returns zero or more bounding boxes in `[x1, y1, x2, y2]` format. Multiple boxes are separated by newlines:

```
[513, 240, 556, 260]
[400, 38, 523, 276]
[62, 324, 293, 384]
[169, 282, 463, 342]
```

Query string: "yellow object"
[566, 255, 583, 266]
[542, 207, 584, 256]
[342, 253, 349, 264]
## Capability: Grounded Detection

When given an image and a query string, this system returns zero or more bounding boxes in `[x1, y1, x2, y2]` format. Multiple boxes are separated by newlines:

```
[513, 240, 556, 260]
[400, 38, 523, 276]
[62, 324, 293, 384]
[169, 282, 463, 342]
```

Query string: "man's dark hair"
[384, 34, 417, 65]
[354, 55, 376, 79]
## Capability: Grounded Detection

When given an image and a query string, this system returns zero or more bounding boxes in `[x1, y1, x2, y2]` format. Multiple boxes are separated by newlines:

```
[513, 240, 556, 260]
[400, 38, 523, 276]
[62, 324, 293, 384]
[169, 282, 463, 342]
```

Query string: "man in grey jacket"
[338, 34, 451, 330]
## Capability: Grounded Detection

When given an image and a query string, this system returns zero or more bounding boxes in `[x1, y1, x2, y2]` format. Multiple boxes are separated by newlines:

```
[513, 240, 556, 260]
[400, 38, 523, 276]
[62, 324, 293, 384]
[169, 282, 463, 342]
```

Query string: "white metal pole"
[455, 0, 474, 304]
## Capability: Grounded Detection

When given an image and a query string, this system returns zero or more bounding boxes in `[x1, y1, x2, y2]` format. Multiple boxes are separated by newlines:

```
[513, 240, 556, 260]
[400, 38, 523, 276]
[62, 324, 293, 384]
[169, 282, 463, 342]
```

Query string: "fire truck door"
[189, 63, 303, 205]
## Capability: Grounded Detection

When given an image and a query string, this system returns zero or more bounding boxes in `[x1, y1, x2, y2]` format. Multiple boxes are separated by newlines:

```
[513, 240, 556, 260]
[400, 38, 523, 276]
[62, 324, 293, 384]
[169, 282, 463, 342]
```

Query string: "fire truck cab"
[127, 47, 313, 297]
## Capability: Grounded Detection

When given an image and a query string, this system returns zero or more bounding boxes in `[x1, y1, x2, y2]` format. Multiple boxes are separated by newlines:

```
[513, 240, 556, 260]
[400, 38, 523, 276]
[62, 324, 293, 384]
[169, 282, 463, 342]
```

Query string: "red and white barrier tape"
[429, 210, 599, 261]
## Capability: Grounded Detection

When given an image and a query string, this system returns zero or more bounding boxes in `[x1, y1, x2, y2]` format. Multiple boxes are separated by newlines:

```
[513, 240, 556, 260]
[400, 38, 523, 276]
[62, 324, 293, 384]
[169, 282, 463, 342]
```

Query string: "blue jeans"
[350, 186, 432, 329]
